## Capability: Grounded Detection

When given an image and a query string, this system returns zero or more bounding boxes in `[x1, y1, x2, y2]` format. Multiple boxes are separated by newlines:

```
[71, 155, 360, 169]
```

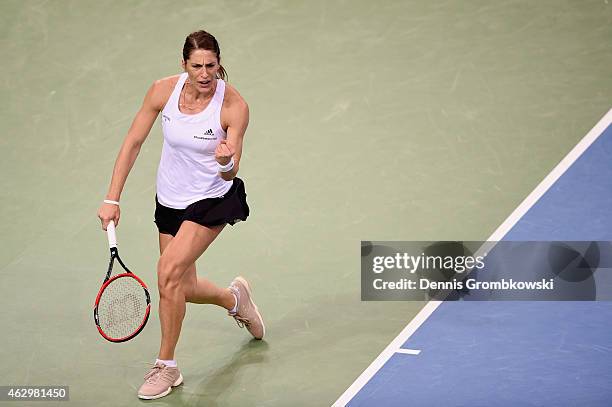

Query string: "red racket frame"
[93, 272, 151, 343]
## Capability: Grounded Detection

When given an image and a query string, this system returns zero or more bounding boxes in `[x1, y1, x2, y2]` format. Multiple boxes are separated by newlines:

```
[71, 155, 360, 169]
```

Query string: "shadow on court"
[188, 340, 270, 406]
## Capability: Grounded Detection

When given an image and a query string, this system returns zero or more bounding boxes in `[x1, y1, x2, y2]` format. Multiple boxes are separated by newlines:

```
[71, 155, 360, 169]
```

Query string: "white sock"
[229, 292, 238, 314]
[156, 359, 177, 368]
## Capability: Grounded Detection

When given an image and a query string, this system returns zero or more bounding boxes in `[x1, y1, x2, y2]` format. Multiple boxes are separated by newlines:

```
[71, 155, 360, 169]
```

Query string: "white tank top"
[156, 73, 232, 209]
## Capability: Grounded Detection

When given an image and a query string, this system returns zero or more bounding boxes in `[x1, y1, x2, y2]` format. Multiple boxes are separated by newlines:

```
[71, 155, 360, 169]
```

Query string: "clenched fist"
[215, 139, 235, 165]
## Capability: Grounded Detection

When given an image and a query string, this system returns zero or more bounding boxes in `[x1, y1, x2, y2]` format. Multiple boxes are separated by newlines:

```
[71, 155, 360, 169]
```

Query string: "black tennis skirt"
[154, 177, 250, 236]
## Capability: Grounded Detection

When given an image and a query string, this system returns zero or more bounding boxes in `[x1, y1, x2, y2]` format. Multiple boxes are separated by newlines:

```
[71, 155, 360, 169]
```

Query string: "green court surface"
[1, 1, 610, 406]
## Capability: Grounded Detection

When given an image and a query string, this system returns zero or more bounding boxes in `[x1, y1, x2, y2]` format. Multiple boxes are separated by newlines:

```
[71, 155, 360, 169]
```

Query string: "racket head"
[94, 272, 151, 343]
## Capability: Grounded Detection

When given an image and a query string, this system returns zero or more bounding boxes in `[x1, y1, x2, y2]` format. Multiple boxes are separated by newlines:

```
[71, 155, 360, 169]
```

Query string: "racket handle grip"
[106, 220, 118, 249]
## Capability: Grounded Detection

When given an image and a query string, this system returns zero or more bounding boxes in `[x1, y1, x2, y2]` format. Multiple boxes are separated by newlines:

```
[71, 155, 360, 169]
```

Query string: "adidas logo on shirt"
[194, 128, 216, 141]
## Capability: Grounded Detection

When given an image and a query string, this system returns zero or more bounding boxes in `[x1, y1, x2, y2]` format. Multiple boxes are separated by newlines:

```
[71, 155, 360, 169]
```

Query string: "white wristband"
[218, 158, 235, 173]
[103, 199, 120, 206]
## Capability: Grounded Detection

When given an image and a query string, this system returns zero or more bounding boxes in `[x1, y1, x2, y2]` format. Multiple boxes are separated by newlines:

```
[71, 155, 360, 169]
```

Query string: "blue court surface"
[335, 110, 612, 406]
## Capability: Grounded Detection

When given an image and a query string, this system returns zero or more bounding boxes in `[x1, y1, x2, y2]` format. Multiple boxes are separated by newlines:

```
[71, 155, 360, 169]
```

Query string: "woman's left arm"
[216, 96, 249, 181]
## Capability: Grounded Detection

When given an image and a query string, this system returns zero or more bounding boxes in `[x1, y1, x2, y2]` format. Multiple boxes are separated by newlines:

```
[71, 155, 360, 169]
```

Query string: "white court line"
[332, 108, 612, 407]
[395, 349, 421, 355]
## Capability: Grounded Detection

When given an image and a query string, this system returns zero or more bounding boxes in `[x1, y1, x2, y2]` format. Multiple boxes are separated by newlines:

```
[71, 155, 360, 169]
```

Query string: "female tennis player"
[97, 30, 265, 400]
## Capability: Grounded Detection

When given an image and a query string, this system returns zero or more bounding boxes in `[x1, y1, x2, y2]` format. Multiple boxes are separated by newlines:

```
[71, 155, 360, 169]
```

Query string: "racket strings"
[98, 276, 147, 340]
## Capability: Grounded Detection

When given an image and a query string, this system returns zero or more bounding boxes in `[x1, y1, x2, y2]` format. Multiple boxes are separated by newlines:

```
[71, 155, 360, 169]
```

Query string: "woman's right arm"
[97, 80, 168, 230]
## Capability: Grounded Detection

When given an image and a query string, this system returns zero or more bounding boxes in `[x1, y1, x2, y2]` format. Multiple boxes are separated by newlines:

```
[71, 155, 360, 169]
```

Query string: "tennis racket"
[93, 220, 151, 343]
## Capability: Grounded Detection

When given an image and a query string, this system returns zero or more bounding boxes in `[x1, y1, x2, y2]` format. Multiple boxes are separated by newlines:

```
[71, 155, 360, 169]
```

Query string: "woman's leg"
[159, 232, 235, 308]
[156, 221, 227, 360]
